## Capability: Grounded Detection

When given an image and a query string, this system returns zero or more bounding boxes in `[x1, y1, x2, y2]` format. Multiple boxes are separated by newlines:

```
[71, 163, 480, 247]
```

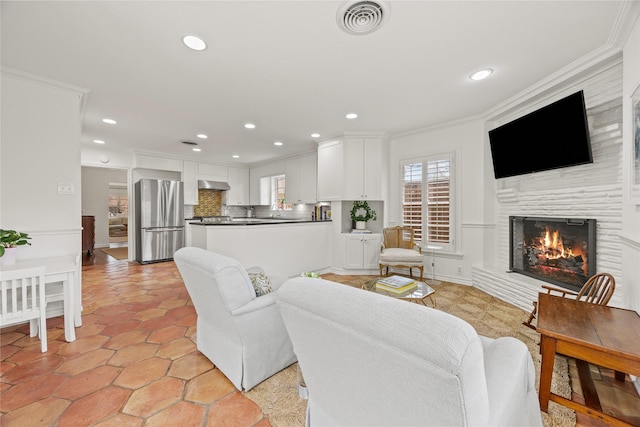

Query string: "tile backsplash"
[187, 190, 325, 221]
[193, 189, 222, 217]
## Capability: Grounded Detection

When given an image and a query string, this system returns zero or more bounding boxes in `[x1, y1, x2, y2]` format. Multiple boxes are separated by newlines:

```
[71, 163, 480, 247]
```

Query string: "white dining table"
[0, 255, 80, 342]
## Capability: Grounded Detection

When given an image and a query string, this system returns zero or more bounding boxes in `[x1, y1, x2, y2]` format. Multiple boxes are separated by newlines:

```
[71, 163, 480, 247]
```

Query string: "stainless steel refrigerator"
[135, 179, 184, 264]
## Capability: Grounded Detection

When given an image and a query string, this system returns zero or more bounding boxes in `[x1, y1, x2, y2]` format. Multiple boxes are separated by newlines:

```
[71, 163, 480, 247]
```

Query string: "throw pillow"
[248, 272, 272, 296]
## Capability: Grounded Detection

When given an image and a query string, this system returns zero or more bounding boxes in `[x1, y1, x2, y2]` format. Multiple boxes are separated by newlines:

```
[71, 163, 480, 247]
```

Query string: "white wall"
[390, 119, 486, 285]
[621, 12, 640, 311]
[1, 70, 85, 259]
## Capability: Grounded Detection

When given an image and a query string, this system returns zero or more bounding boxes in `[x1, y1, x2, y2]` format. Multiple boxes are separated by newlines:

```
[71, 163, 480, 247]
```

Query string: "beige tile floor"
[1, 251, 638, 426]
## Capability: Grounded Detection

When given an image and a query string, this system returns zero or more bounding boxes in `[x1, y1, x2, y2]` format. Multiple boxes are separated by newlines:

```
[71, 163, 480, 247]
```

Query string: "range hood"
[198, 180, 230, 191]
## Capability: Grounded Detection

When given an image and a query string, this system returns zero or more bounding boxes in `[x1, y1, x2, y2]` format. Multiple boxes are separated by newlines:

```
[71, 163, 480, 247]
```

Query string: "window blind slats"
[401, 157, 451, 245]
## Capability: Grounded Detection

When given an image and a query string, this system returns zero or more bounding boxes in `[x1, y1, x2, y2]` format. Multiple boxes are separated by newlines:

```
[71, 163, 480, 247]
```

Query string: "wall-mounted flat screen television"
[488, 90, 592, 179]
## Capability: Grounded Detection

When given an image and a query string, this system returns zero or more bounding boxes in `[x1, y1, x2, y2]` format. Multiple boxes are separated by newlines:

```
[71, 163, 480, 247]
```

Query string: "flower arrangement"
[0, 229, 31, 257]
[350, 201, 377, 223]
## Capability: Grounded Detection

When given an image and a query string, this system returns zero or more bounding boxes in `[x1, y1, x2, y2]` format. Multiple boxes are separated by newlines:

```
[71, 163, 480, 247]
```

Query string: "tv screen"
[488, 90, 592, 179]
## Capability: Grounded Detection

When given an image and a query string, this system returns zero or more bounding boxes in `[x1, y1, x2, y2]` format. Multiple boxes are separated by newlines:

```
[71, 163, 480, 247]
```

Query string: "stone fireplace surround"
[472, 61, 623, 311]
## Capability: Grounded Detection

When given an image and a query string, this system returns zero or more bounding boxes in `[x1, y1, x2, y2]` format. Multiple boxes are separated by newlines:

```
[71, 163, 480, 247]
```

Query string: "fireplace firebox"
[509, 216, 596, 292]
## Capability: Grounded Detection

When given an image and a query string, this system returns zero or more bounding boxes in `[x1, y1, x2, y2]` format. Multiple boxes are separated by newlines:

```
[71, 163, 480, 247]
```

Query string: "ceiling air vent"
[337, 1, 390, 35]
[181, 141, 198, 146]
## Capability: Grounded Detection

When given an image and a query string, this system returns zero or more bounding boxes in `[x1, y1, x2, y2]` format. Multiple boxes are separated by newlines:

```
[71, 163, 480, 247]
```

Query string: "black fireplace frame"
[509, 216, 596, 292]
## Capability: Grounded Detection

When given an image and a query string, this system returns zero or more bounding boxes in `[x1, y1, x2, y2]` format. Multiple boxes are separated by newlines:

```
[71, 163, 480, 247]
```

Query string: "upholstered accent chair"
[174, 247, 296, 391]
[278, 277, 543, 427]
[379, 226, 424, 280]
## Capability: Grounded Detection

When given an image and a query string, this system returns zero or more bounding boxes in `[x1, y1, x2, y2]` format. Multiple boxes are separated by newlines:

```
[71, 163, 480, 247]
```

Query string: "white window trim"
[400, 152, 455, 253]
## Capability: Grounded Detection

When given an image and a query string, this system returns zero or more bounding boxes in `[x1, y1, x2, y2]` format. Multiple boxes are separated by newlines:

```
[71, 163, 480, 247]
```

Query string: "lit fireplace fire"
[510, 216, 596, 291]
[527, 227, 587, 277]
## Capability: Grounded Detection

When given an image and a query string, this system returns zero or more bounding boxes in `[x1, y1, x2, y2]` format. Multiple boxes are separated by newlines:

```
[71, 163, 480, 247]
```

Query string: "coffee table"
[363, 278, 436, 308]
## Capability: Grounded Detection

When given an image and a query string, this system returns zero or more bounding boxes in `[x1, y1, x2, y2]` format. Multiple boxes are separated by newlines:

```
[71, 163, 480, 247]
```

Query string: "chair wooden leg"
[419, 266, 424, 282]
[522, 302, 538, 330]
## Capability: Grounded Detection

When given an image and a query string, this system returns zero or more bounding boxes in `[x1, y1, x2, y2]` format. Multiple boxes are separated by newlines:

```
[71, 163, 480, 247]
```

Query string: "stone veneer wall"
[473, 58, 624, 311]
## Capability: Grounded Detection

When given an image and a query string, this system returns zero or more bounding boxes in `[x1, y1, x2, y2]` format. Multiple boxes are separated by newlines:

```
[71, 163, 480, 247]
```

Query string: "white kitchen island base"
[191, 221, 332, 278]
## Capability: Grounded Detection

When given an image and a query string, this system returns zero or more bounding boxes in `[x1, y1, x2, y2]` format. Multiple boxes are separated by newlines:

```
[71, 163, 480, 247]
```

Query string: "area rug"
[99, 247, 128, 260]
[244, 276, 576, 427]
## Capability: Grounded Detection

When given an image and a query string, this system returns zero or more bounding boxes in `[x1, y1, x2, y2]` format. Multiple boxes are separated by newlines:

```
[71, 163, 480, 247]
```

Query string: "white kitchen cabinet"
[285, 153, 317, 204]
[345, 234, 381, 269]
[135, 154, 183, 172]
[227, 166, 250, 206]
[182, 161, 198, 205]
[197, 163, 228, 178]
[344, 137, 382, 200]
[317, 136, 382, 201]
[317, 139, 344, 200]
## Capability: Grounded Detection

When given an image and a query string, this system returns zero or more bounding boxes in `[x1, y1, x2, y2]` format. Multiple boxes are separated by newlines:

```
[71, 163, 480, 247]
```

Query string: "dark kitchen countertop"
[191, 218, 332, 226]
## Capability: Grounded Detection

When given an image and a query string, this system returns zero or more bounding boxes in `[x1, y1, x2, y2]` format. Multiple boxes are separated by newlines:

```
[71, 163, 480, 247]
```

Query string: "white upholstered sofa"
[277, 277, 543, 427]
[174, 247, 297, 391]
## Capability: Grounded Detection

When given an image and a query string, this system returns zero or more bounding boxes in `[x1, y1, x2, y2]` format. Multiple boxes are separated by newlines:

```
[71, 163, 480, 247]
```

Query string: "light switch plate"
[57, 183, 75, 195]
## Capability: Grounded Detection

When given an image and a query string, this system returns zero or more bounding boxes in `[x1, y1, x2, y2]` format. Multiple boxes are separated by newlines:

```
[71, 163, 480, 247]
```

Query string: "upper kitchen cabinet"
[285, 153, 317, 204]
[183, 161, 198, 205]
[135, 154, 183, 172]
[344, 137, 382, 200]
[317, 139, 344, 201]
[317, 136, 383, 201]
[227, 166, 250, 206]
[197, 163, 228, 182]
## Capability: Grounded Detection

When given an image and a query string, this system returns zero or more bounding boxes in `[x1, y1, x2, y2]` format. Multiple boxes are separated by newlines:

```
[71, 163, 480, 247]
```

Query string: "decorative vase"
[356, 221, 366, 230]
[1, 247, 17, 265]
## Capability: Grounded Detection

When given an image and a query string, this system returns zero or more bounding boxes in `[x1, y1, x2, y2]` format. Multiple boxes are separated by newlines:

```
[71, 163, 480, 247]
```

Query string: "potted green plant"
[0, 229, 31, 265]
[350, 201, 377, 230]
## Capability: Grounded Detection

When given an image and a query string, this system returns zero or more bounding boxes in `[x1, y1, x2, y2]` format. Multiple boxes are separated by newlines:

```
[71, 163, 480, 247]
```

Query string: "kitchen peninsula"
[191, 219, 332, 278]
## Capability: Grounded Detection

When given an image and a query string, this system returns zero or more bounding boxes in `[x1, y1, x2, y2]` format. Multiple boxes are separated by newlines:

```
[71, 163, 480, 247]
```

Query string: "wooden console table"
[537, 293, 640, 426]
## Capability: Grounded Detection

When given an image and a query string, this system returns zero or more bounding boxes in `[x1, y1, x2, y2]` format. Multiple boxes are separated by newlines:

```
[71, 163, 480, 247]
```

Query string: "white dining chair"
[0, 266, 48, 352]
[38, 252, 82, 324]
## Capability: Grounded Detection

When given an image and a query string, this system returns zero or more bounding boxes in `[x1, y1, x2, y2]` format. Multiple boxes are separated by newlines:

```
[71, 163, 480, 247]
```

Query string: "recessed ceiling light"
[93, 139, 105, 144]
[192, 147, 201, 152]
[232, 155, 240, 159]
[346, 113, 358, 119]
[244, 123, 256, 129]
[469, 68, 493, 81]
[274, 141, 283, 146]
[102, 118, 117, 124]
[182, 35, 207, 51]
[311, 133, 320, 138]
[197, 134, 208, 139]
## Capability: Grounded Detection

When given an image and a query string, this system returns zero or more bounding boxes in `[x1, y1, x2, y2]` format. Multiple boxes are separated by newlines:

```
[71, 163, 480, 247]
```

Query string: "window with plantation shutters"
[401, 153, 454, 251]
[402, 163, 423, 241]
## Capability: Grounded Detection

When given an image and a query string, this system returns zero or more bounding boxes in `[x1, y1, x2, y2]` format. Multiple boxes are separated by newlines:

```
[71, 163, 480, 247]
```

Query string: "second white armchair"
[174, 247, 297, 391]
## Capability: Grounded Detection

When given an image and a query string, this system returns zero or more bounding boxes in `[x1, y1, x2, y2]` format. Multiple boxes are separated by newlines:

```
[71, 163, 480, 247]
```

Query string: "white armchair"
[174, 247, 296, 391]
[277, 277, 543, 427]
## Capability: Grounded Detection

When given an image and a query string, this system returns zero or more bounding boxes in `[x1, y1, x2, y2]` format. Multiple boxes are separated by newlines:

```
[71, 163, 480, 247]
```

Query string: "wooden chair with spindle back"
[522, 272, 616, 330]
